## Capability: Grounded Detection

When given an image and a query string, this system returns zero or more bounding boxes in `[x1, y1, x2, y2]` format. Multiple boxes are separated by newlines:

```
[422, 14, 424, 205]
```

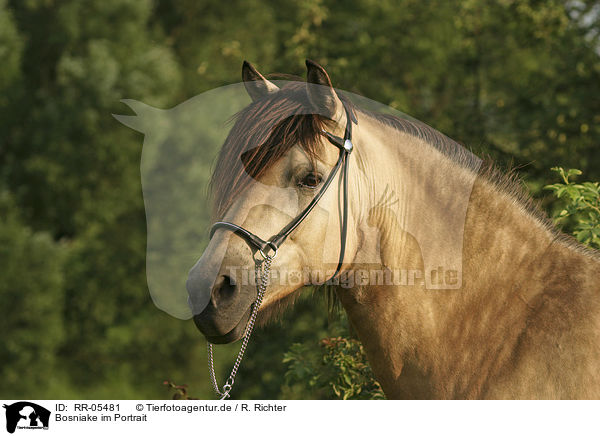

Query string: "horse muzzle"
[188, 273, 255, 344]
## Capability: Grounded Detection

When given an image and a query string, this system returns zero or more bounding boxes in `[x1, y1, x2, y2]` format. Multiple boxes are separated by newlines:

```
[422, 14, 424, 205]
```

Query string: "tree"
[0, 191, 65, 397]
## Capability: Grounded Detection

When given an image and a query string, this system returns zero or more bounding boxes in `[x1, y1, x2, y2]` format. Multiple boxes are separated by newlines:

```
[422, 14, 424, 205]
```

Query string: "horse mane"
[363, 109, 553, 225]
[364, 110, 483, 173]
[356, 107, 600, 261]
[389, 108, 598, 258]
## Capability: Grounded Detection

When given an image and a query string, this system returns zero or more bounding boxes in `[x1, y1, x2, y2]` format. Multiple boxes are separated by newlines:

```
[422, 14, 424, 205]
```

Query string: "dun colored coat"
[186, 60, 600, 399]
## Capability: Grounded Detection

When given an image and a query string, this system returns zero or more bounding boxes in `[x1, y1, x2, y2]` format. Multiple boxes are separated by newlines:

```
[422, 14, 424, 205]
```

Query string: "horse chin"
[196, 305, 252, 345]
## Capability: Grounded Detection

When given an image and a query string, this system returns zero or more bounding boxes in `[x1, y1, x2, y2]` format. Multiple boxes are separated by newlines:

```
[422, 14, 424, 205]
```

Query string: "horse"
[186, 60, 600, 399]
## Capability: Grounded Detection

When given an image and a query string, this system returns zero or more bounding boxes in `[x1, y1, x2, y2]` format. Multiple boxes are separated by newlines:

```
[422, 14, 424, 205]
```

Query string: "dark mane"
[367, 109, 588, 252]
[363, 109, 482, 173]
[366, 108, 599, 259]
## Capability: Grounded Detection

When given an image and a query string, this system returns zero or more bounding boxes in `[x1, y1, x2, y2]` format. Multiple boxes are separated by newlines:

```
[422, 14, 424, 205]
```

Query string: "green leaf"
[575, 230, 592, 243]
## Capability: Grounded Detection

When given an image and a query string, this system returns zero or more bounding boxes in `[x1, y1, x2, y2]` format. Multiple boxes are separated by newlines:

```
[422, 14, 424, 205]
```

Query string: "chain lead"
[207, 255, 273, 400]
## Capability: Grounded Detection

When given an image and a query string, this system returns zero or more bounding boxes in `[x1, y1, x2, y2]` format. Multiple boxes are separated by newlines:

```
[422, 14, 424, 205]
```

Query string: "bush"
[544, 167, 600, 249]
[283, 335, 385, 400]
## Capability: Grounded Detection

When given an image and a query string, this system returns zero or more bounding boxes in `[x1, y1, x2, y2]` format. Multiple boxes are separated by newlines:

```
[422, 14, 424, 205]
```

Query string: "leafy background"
[0, 0, 599, 399]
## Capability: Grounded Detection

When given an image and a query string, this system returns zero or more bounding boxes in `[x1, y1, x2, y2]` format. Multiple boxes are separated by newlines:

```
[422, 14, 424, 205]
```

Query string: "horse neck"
[338, 115, 586, 398]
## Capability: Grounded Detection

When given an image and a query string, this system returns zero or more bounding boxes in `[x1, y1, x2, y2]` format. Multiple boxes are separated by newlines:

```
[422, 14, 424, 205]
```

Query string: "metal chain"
[207, 255, 273, 400]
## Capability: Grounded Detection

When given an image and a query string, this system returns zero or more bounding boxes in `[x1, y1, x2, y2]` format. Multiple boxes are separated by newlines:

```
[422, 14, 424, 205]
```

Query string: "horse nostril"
[211, 275, 238, 307]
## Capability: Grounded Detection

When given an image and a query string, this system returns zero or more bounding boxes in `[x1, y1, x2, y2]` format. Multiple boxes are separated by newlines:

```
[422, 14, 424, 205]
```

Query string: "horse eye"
[299, 173, 322, 188]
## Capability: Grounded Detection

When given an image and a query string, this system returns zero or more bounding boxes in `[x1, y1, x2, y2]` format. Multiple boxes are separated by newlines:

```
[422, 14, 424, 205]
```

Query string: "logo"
[3, 402, 50, 434]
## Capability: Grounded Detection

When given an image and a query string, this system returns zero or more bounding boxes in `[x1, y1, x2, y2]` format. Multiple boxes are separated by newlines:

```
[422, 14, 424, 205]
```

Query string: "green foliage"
[0, 191, 66, 396]
[0, 0, 22, 96]
[5, 0, 181, 237]
[0, 0, 201, 400]
[283, 335, 385, 400]
[544, 167, 600, 249]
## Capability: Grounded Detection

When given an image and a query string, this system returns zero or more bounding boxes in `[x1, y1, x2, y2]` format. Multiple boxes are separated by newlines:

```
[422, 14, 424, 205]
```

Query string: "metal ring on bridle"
[259, 241, 278, 260]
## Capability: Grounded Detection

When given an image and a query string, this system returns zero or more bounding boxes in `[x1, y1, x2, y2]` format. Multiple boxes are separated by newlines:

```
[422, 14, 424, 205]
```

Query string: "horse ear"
[242, 60, 279, 102]
[305, 59, 344, 122]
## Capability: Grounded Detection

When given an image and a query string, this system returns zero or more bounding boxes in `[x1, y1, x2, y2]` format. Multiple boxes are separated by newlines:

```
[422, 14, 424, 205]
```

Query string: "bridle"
[206, 99, 356, 399]
[210, 101, 355, 278]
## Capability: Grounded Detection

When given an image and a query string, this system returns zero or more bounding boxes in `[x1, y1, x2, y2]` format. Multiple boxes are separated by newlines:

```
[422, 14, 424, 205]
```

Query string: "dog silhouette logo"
[3, 402, 50, 433]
